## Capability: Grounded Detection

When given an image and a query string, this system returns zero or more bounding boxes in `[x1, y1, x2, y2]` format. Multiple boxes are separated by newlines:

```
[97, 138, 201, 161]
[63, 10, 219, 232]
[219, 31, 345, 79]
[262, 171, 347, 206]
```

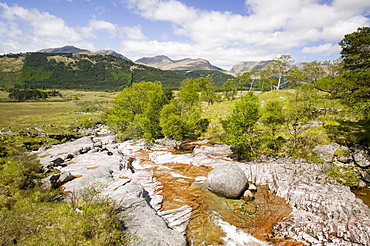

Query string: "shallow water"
[151, 154, 302, 245]
[353, 187, 370, 207]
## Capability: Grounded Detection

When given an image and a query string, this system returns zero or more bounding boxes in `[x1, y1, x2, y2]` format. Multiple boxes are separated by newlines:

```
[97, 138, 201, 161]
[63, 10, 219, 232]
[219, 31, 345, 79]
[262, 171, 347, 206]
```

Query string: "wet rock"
[353, 145, 370, 168]
[157, 205, 192, 234]
[155, 138, 177, 149]
[248, 183, 257, 192]
[244, 159, 370, 246]
[226, 199, 257, 215]
[242, 190, 255, 201]
[35, 137, 370, 246]
[117, 183, 187, 246]
[204, 164, 249, 198]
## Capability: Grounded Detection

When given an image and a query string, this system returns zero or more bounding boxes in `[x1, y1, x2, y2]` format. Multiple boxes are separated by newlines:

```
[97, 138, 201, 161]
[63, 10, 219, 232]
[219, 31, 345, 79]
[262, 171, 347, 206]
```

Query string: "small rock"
[336, 154, 353, 163]
[41, 172, 74, 189]
[59, 172, 75, 184]
[248, 184, 257, 192]
[242, 190, 255, 201]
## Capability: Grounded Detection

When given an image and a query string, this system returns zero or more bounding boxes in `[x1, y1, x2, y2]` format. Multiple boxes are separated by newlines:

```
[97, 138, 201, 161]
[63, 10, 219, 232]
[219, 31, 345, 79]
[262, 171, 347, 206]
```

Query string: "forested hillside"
[0, 52, 187, 90]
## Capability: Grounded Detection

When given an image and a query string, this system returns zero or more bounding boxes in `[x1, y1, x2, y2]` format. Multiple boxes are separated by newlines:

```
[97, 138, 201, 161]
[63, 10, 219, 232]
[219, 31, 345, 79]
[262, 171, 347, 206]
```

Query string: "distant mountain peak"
[38, 45, 90, 54]
[136, 55, 223, 71]
[95, 50, 131, 61]
[230, 60, 273, 75]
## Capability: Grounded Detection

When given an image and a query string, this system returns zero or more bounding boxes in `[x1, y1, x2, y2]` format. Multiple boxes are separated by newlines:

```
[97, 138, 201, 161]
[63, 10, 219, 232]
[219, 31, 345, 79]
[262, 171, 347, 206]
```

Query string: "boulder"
[313, 144, 341, 162]
[360, 170, 370, 183]
[204, 164, 248, 198]
[353, 145, 370, 168]
[42, 172, 74, 189]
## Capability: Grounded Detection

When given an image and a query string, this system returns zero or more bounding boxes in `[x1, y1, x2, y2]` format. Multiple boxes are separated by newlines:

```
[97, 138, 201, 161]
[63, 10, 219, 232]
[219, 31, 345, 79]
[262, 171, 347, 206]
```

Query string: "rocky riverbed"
[35, 135, 370, 245]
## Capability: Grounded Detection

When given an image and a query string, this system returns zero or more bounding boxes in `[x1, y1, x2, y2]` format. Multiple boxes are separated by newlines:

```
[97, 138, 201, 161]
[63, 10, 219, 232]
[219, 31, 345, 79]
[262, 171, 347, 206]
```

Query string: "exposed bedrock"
[35, 136, 370, 246]
[241, 158, 370, 246]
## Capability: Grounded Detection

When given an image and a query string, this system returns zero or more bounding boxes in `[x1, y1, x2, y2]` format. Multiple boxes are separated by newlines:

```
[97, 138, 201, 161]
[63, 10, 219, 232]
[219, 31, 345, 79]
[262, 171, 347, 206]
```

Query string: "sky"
[0, 0, 369, 70]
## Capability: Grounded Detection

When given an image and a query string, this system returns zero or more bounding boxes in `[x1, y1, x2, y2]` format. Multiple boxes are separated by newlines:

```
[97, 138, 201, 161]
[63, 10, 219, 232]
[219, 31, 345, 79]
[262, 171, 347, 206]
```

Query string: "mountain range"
[37, 46, 274, 74]
[136, 55, 223, 71]
[0, 45, 312, 91]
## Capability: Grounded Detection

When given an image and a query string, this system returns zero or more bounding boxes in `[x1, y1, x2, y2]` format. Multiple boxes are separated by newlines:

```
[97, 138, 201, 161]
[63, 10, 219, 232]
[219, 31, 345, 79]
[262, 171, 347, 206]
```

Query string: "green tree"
[160, 78, 207, 139]
[247, 70, 260, 91]
[222, 78, 238, 101]
[178, 78, 200, 107]
[285, 84, 318, 148]
[106, 81, 170, 140]
[302, 61, 325, 87]
[268, 55, 295, 90]
[286, 65, 304, 88]
[337, 27, 370, 118]
[261, 99, 285, 151]
[257, 68, 274, 91]
[221, 92, 260, 159]
[196, 77, 217, 105]
[235, 72, 252, 96]
[321, 59, 344, 79]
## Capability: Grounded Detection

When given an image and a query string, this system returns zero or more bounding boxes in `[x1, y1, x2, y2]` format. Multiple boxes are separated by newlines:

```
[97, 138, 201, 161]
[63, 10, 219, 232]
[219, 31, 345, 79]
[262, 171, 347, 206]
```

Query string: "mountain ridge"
[136, 55, 223, 71]
[36, 46, 288, 74]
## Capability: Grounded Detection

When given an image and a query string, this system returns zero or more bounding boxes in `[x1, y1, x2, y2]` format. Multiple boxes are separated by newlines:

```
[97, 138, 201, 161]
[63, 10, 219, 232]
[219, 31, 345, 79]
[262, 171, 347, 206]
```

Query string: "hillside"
[230, 60, 272, 75]
[0, 52, 186, 90]
[136, 55, 223, 71]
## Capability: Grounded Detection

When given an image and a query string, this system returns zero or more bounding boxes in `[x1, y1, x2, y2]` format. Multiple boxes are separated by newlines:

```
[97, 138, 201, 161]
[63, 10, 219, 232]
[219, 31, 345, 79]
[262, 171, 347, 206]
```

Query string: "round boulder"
[204, 164, 248, 198]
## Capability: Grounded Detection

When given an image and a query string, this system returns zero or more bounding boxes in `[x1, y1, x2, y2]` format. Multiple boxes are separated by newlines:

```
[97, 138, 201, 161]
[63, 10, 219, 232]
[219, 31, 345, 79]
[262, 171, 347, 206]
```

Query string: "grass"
[201, 88, 367, 160]
[0, 89, 118, 132]
[0, 90, 130, 246]
[0, 90, 116, 152]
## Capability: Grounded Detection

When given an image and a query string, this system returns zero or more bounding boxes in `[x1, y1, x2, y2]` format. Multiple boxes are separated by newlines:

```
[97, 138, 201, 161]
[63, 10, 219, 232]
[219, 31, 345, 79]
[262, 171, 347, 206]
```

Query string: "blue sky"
[0, 0, 369, 70]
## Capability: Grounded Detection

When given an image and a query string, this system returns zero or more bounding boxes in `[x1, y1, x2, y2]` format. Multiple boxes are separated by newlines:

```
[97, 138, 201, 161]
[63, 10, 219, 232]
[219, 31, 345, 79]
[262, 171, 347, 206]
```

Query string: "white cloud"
[0, 3, 81, 41]
[321, 16, 370, 41]
[120, 40, 276, 69]
[333, 0, 370, 15]
[121, 25, 146, 40]
[88, 18, 118, 37]
[0, 3, 90, 53]
[126, 0, 198, 24]
[302, 43, 341, 56]
[124, 0, 370, 63]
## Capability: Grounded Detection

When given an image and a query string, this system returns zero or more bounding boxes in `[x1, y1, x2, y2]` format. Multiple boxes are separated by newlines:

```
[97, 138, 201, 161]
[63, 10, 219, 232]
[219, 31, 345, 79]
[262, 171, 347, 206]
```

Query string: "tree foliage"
[266, 55, 295, 90]
[221, 92, 260, 159]
[106, 81, 172, 140]
[160, 78, 208, 139]
[196, 77, 218, 105]
[14, 53, 186, 90]
[260, 99, 285, 150]
[337, 27, 370, 118]
[222, 78, 238, 100]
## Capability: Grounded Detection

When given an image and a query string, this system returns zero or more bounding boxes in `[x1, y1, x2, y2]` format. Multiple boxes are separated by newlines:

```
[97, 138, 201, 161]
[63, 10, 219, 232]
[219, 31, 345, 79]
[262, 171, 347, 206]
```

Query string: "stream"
[36, 135, 370, 246]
